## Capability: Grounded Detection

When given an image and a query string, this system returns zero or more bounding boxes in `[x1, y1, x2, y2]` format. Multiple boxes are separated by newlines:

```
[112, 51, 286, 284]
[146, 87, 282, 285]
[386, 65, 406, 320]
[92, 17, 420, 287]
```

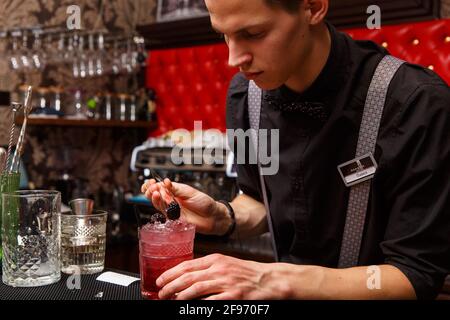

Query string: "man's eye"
[243, 32, 265, 40]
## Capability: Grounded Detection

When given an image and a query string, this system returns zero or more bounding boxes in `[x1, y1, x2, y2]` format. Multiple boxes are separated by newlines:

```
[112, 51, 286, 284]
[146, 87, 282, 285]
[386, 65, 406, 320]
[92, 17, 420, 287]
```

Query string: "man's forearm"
[215, 193, 268, 239]
[269, 263, 416, 299]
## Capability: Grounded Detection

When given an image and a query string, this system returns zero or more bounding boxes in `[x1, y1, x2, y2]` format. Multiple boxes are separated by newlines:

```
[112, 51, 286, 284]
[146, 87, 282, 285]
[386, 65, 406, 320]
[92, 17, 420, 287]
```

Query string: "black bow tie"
[263, 93, 329, 122]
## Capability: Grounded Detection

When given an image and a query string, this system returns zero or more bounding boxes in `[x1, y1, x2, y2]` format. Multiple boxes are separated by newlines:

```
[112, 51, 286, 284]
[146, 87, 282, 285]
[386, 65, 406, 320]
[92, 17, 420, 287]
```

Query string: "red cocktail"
[139, 219, 195, 300]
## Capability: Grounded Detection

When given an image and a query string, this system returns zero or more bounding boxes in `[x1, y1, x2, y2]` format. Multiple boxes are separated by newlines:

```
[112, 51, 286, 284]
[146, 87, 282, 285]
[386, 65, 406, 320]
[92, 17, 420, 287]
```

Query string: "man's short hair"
[265, 0, 301, 13]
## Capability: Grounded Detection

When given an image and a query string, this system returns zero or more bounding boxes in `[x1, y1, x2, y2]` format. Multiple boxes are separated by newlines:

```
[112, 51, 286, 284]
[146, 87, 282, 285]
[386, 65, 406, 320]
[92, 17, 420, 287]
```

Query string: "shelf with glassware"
[12, 85, 158, 129]
[2, 25, 156, 129]
[1, 26, 147, 78]
[14, 116, 158, 129]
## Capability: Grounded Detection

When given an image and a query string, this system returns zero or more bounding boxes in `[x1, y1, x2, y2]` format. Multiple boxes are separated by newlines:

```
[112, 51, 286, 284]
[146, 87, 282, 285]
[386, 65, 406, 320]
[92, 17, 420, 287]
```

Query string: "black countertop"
[0, 268, 143, 300]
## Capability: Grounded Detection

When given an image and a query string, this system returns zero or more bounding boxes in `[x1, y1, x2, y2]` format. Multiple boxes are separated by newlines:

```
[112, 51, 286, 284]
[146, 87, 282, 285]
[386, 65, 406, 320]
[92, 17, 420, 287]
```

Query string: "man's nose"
[228, 42, 252, 69]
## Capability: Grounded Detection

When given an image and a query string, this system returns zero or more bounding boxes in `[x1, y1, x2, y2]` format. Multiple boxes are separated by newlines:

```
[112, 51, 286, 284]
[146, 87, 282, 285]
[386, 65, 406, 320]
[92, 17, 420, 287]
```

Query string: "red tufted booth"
[346, 19, 450, 84]
[146, 45, 238, 136]
[146, 19, 450, 136]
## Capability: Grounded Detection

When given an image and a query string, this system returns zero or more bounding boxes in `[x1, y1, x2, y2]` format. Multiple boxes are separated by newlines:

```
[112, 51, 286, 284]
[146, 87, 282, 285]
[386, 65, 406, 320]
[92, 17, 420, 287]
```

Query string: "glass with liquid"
[60, 210, 107, 274]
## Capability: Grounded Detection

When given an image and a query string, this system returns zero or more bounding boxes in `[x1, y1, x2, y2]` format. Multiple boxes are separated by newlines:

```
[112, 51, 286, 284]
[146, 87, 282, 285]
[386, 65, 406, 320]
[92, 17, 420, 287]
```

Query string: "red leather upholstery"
[146, 19, 450, 135]
[146, 44, 238, 136]
[346, 19, 450, 85]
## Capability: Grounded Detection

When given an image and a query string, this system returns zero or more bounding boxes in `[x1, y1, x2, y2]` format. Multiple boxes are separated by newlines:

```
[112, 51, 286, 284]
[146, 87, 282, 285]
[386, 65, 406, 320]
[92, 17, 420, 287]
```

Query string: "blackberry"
[166, 201, 180, 220]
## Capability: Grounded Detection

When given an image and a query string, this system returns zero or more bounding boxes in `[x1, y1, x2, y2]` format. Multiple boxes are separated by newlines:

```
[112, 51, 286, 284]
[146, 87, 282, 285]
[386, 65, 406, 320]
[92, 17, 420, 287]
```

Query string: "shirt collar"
[264, 22, 351, 120]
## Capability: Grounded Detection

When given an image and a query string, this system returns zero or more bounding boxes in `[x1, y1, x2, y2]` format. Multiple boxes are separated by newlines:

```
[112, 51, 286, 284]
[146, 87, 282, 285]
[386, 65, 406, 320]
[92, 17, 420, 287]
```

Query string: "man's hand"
[155, 253, 417, 300]
[141, 179, 230, 235]
[156, 253, 291, 300]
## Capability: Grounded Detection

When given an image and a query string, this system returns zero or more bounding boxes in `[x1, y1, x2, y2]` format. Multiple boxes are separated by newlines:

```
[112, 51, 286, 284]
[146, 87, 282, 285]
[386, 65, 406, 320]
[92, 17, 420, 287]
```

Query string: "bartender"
[142, 0, 450, 299]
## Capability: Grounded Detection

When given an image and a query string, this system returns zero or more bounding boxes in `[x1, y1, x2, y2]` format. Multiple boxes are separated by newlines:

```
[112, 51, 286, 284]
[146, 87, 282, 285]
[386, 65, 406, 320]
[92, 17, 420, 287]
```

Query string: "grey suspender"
[338, 55, 405, 267]
[247, 55, 405, 267]
[248, 82, 280, 262]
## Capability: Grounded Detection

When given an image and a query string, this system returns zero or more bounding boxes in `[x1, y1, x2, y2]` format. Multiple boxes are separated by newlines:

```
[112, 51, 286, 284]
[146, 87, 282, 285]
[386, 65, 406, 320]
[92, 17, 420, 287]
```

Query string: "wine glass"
[30, 30, 47, 71]
[8, 34, 22, 71]
[19, 30, 32, 72]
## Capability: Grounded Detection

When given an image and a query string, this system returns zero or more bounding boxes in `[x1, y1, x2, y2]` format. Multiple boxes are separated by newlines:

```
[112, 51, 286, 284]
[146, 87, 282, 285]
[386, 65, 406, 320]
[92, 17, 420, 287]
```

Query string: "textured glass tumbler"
[60, 210, 107, 274]
[0, 172, 21, 260]
[2, 190, 61, 287]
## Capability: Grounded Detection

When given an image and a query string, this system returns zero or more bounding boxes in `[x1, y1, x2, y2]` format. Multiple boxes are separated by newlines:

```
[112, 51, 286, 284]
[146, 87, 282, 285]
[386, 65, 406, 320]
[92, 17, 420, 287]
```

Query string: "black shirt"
[226, 22, 450, 300]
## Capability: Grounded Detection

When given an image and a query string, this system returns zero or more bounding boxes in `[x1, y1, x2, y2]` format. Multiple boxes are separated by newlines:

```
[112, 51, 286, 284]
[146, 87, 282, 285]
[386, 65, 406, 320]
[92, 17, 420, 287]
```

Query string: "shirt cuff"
[385, 259, 445, 300]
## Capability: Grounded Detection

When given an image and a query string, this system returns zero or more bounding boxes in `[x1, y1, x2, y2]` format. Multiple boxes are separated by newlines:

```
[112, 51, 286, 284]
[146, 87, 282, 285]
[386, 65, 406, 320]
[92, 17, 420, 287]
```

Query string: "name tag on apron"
[337, 153, 378, 187]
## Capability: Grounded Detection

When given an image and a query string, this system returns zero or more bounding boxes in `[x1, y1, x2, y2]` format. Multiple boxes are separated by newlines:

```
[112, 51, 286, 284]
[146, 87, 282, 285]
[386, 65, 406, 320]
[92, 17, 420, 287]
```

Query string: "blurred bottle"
[37, 87, 49, 109]
[69, 88, 87, 119]
[104, 92, 113, 120]
[86, 92, 100, 119]
[30, 86, 53, 116]
[117, 93, 128, 121]
[49, 86, 64, 113]
[129, 94, 137, 122]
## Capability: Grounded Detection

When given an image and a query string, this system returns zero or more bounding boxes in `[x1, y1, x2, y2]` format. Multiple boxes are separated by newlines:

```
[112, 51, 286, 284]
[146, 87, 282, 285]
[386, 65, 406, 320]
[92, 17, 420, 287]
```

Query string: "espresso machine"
[130, 135, 239, 203]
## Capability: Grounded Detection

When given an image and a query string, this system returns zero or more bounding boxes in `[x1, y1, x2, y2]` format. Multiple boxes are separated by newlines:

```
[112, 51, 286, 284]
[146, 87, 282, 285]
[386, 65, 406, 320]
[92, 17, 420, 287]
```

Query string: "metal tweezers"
[150, 169, 180, 220]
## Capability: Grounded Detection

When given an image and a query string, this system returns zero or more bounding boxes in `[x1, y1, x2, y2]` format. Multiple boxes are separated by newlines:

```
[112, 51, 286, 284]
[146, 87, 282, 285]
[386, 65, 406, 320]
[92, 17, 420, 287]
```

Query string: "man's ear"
[303, 0, 328, 25]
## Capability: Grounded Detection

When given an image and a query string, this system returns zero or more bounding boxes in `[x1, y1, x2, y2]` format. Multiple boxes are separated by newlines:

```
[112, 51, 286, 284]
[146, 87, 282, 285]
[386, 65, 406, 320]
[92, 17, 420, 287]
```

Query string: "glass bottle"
[37, 87, 49, 110]
[49, 86, 63, 112]
[104, 92, 113, 120]
[86, 93, 100, 119]
[71, 88, 86, 118]
[117, 93, 128, 121]
[129, 95, 137, 122]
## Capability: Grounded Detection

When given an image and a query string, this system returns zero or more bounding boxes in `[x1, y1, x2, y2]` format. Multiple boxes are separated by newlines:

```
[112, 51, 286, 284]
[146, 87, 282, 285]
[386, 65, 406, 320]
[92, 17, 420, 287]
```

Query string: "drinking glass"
[2, 190, 61, 287]
[8, 35, 21, 71]
[60, 210, 107, 274]
[139, 220, 195, 300]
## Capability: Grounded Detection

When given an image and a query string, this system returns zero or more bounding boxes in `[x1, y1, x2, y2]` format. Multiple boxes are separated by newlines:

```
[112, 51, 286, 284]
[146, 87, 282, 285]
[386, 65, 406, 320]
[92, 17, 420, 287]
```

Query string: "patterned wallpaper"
[0, 0, 157, 199]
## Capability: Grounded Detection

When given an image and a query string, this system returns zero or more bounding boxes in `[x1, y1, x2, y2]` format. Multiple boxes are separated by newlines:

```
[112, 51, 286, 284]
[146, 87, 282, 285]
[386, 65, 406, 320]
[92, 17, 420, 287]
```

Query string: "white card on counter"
[96, 272, 140, 287]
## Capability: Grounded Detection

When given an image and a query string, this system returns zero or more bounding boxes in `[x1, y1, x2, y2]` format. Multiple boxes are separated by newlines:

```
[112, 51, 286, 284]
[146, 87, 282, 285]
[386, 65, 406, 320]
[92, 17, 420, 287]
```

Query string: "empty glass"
[110, 40, 121, 75]
[3, 28, 146, 77]
[8, 35, 21, 71]
[30, 30, 46, 71]
[60, 210, 107, 274]
[2, 190, 61, 287]
[19, 31, 32, 72]
[95, 33, 106, 76]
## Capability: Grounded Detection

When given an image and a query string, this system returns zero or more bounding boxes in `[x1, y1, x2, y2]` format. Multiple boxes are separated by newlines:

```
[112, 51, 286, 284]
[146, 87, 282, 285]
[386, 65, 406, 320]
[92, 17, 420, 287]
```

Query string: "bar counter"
[0, 268, 142, 300]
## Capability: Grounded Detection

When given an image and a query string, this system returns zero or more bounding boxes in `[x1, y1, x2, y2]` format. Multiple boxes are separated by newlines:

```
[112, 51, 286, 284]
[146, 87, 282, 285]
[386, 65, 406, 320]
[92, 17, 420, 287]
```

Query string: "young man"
[142, 0, 450, 299]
